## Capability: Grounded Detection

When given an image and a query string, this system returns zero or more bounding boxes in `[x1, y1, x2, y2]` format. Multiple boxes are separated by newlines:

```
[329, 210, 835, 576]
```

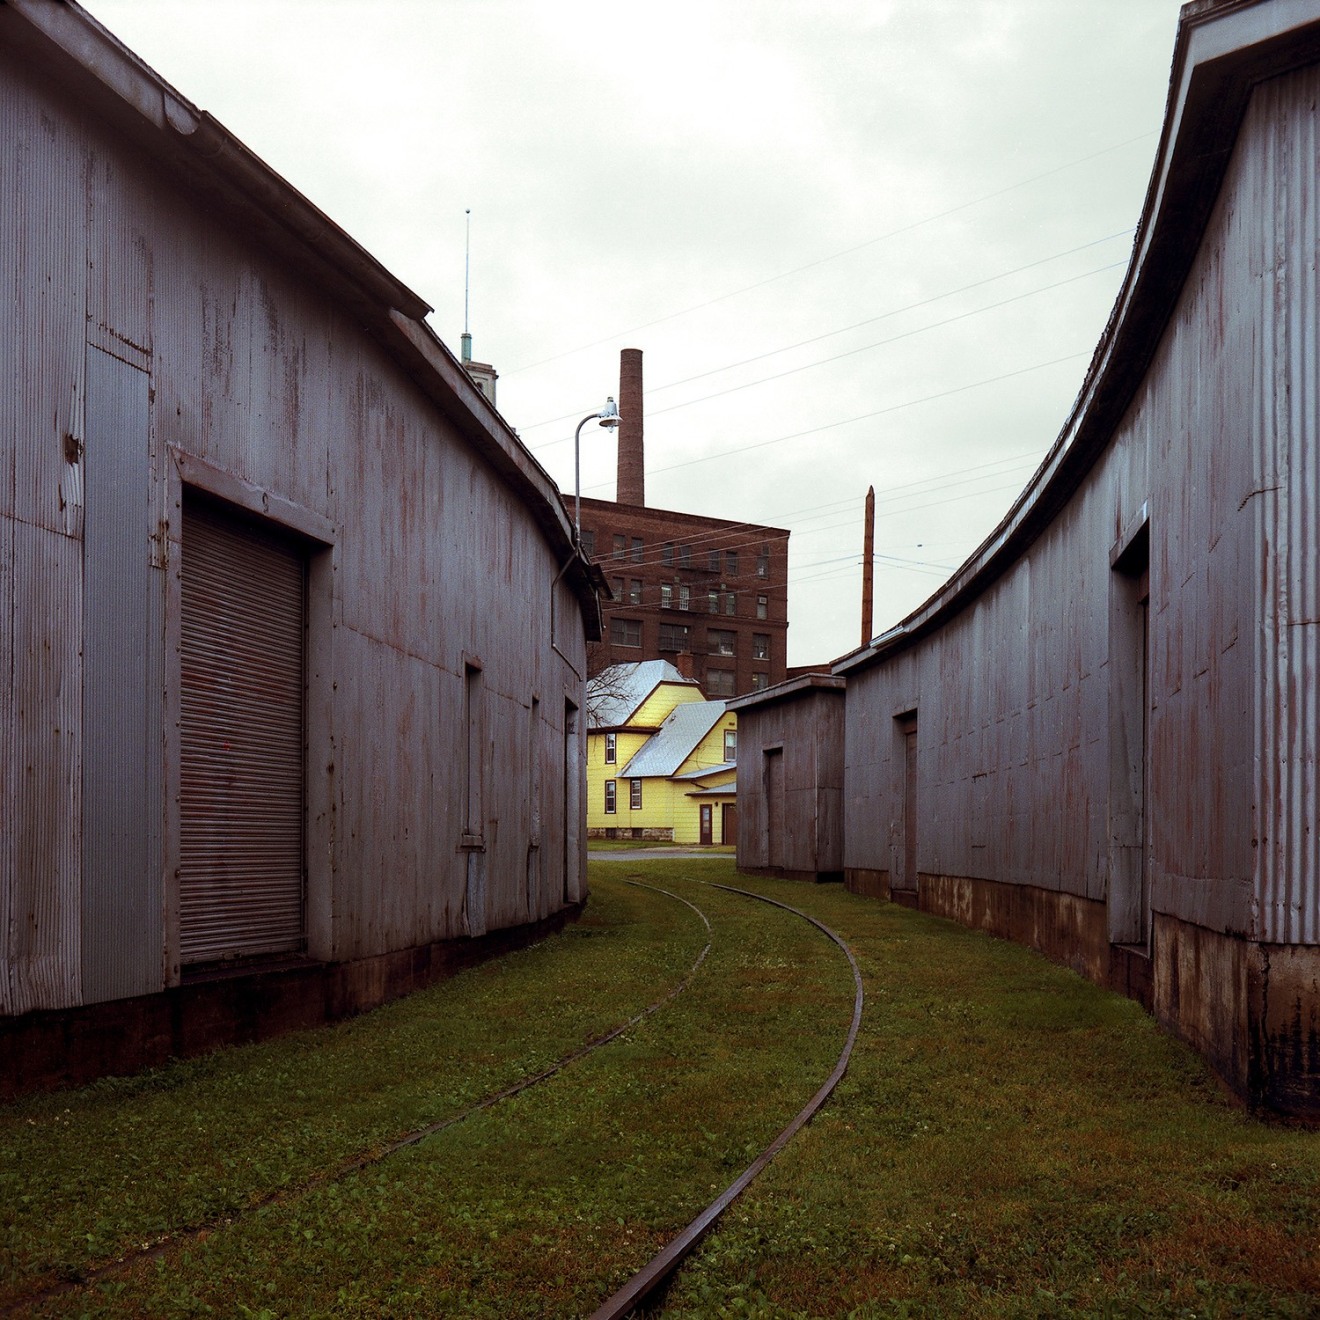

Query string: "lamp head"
[598, 396, 621, 429]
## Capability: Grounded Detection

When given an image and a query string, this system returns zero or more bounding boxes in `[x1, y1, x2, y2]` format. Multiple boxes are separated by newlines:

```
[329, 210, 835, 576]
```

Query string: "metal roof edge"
[728, 672, 846, 709]
[840, 0, 1320, 678]
[3, 0, 603, 632]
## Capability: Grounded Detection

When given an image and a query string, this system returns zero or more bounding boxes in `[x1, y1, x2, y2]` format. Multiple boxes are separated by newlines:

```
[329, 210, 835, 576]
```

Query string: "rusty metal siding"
[1250, 71, 1320, 945]
[81, 347, 161, 1002]
[841, 65, 1320, 948]
[736, 687, 844, 875]
[2, 20, 593, 1021]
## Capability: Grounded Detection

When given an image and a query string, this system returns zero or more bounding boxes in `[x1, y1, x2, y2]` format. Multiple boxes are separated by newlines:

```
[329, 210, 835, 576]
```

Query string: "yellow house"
[587, 661, 738, 844]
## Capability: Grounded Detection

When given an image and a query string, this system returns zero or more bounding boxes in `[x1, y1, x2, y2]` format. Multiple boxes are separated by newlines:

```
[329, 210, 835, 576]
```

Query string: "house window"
[751, 672, 768, 691]
[724, 592, 736, 616]
[662, 542, 673, 566]
[679, 544, 691, 568]
[631, 537, 644, 563]
[725, 550, 738, 575]
[756, 545, 769, 577]
[610, 576, 624, 601]
[678, 585, 691, 611]
[630, 779, 643, 810]
[659, 623, 689, 652]
[605, 779, 617, 813]
[708, 549, 721, 572]
[756, 594, 768, 620]
[613, 535, 626, 560]
[629, 579, 643, 605]
[707, 590, 719, 613]
[724, 729, 738, 762]
[581, 529, 595, 558]
[605, 732, 617, 764]
[709, 629, 736, 657]
[752, 633, 769, 660]
[610, 617, 642, 647]
[661, 583, 673, 609]
[707, 669, 735, 697]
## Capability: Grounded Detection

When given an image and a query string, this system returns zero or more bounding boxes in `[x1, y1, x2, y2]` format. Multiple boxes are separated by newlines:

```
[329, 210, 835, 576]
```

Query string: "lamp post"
[574, 396, 621, 542]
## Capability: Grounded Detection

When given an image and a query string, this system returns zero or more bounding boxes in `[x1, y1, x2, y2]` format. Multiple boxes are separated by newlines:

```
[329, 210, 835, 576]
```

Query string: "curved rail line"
[588, 882, 865, 1320]
[7, 881, 711, 1317]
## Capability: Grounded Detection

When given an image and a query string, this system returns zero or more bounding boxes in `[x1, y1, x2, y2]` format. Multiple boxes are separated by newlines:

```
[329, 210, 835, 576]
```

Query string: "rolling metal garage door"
[180, 502, 306, 965]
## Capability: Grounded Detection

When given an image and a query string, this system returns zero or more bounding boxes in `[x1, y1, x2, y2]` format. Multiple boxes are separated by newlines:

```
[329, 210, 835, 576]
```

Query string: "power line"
[505, 132, 1154, 378]
[522, 228, 1133, 436]
[580, 350, 1088, 487]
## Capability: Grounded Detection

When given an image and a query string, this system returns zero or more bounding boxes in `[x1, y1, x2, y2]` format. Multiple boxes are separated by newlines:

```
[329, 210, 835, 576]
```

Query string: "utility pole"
[861, 484, 875, 647]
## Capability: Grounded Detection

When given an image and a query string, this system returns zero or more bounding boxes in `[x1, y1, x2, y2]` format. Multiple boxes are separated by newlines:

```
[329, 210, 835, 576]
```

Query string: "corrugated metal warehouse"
[730, 675, 845, 883]
[735, 0, 1320, 1117]
[0, 1, 601, 1095]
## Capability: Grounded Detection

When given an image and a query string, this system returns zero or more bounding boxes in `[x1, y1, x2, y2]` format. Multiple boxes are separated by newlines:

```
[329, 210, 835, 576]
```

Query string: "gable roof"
[587, 660, 696, 728]
[619, 700, 728, 778]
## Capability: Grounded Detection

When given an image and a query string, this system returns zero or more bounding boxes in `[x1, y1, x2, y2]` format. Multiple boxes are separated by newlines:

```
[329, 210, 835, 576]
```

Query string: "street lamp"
[574, 396, 621, 542]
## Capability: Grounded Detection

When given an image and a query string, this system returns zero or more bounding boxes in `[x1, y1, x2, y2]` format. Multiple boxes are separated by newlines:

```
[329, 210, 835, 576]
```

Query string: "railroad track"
[6, 876, 862, 1318]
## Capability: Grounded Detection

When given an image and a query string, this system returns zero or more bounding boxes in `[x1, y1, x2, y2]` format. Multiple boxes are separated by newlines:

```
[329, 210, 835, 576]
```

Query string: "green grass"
[2, 859, 1317, 1318]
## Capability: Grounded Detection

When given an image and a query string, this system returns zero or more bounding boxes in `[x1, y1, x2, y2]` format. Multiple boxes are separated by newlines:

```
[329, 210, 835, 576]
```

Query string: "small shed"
[729, 675, 845, 882]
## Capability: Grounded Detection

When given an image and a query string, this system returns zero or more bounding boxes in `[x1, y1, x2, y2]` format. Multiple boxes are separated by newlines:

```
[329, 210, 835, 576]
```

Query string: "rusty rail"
[588, 883, 865, 1320]
[7, 881, 711, 1317]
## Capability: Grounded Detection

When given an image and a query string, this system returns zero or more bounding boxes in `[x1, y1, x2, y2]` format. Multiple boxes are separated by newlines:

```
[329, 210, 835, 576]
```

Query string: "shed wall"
[0, 39, 588, 1016]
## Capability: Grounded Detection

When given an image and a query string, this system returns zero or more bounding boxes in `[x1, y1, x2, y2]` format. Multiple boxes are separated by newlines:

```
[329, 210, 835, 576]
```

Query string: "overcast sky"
[86, 0, 1188, 666]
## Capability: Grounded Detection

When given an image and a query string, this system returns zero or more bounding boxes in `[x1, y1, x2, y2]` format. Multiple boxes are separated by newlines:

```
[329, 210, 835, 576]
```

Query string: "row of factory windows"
[582, 529, 771, 578]
[609, 578, 771, 618]
[603, 729, 737, 764]
[609, 618, 771, 660]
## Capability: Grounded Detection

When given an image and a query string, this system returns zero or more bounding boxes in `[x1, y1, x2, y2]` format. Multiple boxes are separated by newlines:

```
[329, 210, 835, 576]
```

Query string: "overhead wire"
[504, 131, 1154, 378]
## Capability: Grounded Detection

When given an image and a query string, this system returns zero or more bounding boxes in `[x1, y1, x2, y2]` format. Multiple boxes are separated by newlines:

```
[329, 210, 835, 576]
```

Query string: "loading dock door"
[180, 503, 306, 965]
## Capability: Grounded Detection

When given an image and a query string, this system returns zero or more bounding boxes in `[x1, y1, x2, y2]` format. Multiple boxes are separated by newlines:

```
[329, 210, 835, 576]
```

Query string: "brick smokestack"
[617, 347, 645, 506]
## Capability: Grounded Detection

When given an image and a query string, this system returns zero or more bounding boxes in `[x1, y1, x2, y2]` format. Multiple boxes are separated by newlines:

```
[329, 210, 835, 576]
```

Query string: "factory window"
[707, 590, 719, 613]
[630, 779, 643, 810]
[680, 544, 691, 569]
[605, 733, 617, 765]
[605, 780, 617, 814]
[678, 585, 691, 611]
[662, 542, 673, 566]
[756, 594, 768, 620]
[708, 549, 721, 572]
[659, 623, 689, 652]
[581, 529, 595, 558]
[709, 629, 736, 656]
[724, 592, 736, 616]
[629, 579, 643, 605]
[613, 535, 626, 560]
[610, 618, 642, 647]
[610, 576, 624, 601]
[750, 673, 769, 692]
[752, 633, 769, 660]
[724, 729, 738, 762]
[660, 583, 673, 609]
[631, 537, 644, 563]
[707, 669, 736, 697]
[725, 550, 738, 575]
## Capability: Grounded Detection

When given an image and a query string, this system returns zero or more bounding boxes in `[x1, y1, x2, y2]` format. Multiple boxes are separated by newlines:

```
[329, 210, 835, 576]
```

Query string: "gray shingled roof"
[619, 701, 728, 778]
[587, 659, 695, 729]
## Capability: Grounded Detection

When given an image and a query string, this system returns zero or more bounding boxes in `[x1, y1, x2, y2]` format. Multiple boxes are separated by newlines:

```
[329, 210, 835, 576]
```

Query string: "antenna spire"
[461, 209, 472, 364]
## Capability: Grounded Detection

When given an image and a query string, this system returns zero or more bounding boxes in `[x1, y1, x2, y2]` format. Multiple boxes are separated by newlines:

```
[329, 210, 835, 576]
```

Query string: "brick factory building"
[578, 349, 789, 698]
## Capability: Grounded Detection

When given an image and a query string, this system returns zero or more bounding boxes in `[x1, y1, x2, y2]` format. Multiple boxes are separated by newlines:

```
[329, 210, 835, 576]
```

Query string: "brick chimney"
[617, 347, 645, 506]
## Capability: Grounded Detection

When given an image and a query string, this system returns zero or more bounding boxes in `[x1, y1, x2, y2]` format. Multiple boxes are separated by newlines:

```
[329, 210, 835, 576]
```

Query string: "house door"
[700, 804, 713, 845]
[721, 802, 737, 847]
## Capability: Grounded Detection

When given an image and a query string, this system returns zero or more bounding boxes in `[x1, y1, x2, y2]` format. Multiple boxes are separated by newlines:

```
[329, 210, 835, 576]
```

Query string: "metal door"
[179, 503, 306, 964]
